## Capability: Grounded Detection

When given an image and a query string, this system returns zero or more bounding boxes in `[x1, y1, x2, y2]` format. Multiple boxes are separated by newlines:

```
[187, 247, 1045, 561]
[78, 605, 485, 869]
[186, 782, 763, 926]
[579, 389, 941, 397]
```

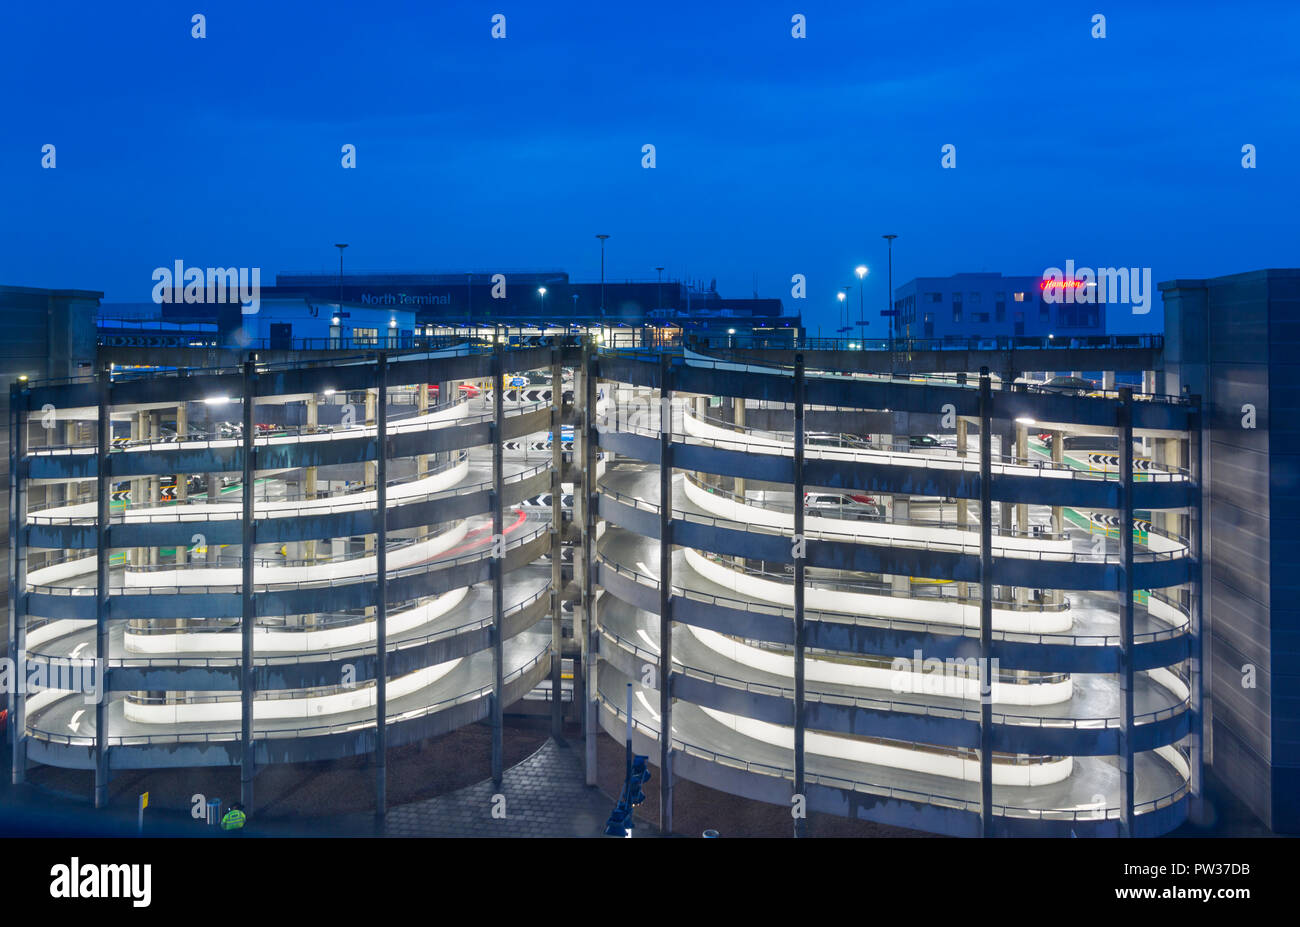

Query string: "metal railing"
[596, 479, 1190, 567]
[25, 520, 550, 597]
[596, 691, 1190, 822]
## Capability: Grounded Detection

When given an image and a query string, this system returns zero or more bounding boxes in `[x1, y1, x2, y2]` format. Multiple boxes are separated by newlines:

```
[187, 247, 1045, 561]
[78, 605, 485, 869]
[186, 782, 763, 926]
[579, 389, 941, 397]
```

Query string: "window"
[353, 327, 378, 346]
[927, 292, 942, 303]
[1013, 292, 1026, 302]
[995, 299, 1006, 323]
[953, 305, 963, 323]
[975, 312, 990, 323]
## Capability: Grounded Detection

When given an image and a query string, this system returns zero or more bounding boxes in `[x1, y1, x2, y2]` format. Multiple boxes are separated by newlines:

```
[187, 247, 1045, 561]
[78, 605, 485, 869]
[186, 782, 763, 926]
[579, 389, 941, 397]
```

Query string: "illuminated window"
[1013, 292, 1026, 302]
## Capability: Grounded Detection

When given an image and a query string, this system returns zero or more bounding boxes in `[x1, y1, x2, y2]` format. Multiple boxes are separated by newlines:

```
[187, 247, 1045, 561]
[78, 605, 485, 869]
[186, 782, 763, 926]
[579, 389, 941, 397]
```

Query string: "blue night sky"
[2, 0, 1297, 335]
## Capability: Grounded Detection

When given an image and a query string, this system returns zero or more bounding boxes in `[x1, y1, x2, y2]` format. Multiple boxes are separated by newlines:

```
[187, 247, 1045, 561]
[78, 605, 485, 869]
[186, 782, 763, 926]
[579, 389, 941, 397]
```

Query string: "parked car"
[804, 492, 885, 520]
[1039, 375, 1096, 396]
[804, 432, 872, 450]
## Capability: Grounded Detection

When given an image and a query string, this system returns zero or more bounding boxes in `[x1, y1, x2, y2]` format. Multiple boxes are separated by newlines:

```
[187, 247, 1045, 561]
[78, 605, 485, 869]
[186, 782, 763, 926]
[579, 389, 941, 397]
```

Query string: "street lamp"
[854, 265, 868, 342]
[882, 234, 898, 372]
[334, 243, 348, 309]
[596, 234, 611, 320]
[538, 286, 547, 316]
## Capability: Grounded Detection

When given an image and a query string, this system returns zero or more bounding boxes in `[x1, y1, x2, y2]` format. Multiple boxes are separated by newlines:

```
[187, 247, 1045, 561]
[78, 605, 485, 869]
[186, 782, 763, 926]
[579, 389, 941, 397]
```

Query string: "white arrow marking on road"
[68, 709, 85, 733]
[636, 691, 661, 723]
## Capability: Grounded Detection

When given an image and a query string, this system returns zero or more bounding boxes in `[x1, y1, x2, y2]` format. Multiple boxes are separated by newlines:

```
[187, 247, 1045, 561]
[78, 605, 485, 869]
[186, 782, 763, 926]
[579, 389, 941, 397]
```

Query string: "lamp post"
[596, 234, 610, 321]
[837, 289, 848, 337]
[538, 286, 547, 319]
[656, 266, 664, 311]
[883, 234, 898, 372]
[855, 265, 868, 344]
[334, 244, 348, 310]
[466, 273, 473, 334]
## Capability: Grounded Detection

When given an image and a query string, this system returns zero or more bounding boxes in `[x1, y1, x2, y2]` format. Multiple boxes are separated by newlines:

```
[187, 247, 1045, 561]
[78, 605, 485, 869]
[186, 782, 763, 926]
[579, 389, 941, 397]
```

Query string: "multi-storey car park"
[6, 337, 1201, 837]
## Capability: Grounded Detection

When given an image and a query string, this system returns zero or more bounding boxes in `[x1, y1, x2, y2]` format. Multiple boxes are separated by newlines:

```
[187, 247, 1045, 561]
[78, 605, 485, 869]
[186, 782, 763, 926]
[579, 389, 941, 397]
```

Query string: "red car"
[428, 383, 480, 398]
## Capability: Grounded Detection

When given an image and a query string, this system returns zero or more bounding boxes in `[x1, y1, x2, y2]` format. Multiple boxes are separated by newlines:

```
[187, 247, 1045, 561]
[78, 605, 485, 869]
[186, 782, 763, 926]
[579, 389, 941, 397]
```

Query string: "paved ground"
[383, 736, 610, 837]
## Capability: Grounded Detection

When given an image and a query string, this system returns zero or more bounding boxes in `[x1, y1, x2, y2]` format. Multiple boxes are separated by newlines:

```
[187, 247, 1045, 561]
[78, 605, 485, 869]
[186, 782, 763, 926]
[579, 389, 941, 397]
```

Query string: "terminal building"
[267, 270, 800, 345]
[2, 266, 1298, 837]
[139, 269, 801, 349]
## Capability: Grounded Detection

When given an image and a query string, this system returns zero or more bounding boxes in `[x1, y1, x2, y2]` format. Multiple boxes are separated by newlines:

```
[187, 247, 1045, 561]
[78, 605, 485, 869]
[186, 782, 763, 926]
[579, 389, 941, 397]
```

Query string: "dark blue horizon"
[2, 0, 1297, 335]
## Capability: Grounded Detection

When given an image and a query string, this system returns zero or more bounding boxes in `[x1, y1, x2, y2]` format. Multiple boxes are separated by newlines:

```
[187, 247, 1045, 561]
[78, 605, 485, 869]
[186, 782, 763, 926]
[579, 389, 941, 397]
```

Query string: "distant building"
[1160, 268, 1300, 834]
[893, 272, 1106, 341]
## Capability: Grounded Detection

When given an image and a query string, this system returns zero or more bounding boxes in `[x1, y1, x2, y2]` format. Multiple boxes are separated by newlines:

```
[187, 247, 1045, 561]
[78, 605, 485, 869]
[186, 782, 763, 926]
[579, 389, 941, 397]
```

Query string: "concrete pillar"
[891, 497, 910, 594]
[305, 396, 318, 562]
[10, 383, 30, 785]
[148, 411, 160, 567]
[1015, 423, 1028, 535]
[174, 406, 188, 566]
[92, 373, 110, 804]
[792, 355, 807, 838]
[734, 396, 746, 499]
[240, 363, 257, 811]
[205, 466, 221, 566]
[1118, 388, 1136, 836]
[550, 350, 565, 737]
[416, 379, 429, 479]
[491, 343, 506, 789]
[658, 354, 675, 834]
[374, 355, 389, 820]
[957, 418, 969, 601]
[1103, 370, 1116, 391]
[130, 410, 144, 567]
[977, 368, 994, 836]
[579, 342, 597, 785]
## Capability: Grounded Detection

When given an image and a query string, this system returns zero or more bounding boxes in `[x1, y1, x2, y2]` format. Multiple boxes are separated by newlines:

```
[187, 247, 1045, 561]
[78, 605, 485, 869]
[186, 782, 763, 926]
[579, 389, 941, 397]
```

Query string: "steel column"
[491, 340, 505, 788]
[793, 354, 807, 838]
[978, 367, 993, 835]
[581, 339, 597, 785]
[550, 348, 564, 736]
[658, 352, 674, 834]
[1118, 386, 1136, 834]
[240, 360, 256, 809]
[374, 353, 389, 818]
[1188, 394, 1205, 805]
[9, 384, 28, 784]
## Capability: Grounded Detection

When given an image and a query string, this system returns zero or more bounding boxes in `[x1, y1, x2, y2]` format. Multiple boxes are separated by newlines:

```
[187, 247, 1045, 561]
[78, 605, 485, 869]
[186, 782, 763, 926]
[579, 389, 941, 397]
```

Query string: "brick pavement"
[384, 737, 611, 837]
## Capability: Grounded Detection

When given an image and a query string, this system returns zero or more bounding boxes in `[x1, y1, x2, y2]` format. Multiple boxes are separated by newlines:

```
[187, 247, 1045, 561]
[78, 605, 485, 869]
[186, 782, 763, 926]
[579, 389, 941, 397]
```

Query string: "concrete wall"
[1162, 268, 1300, 832]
